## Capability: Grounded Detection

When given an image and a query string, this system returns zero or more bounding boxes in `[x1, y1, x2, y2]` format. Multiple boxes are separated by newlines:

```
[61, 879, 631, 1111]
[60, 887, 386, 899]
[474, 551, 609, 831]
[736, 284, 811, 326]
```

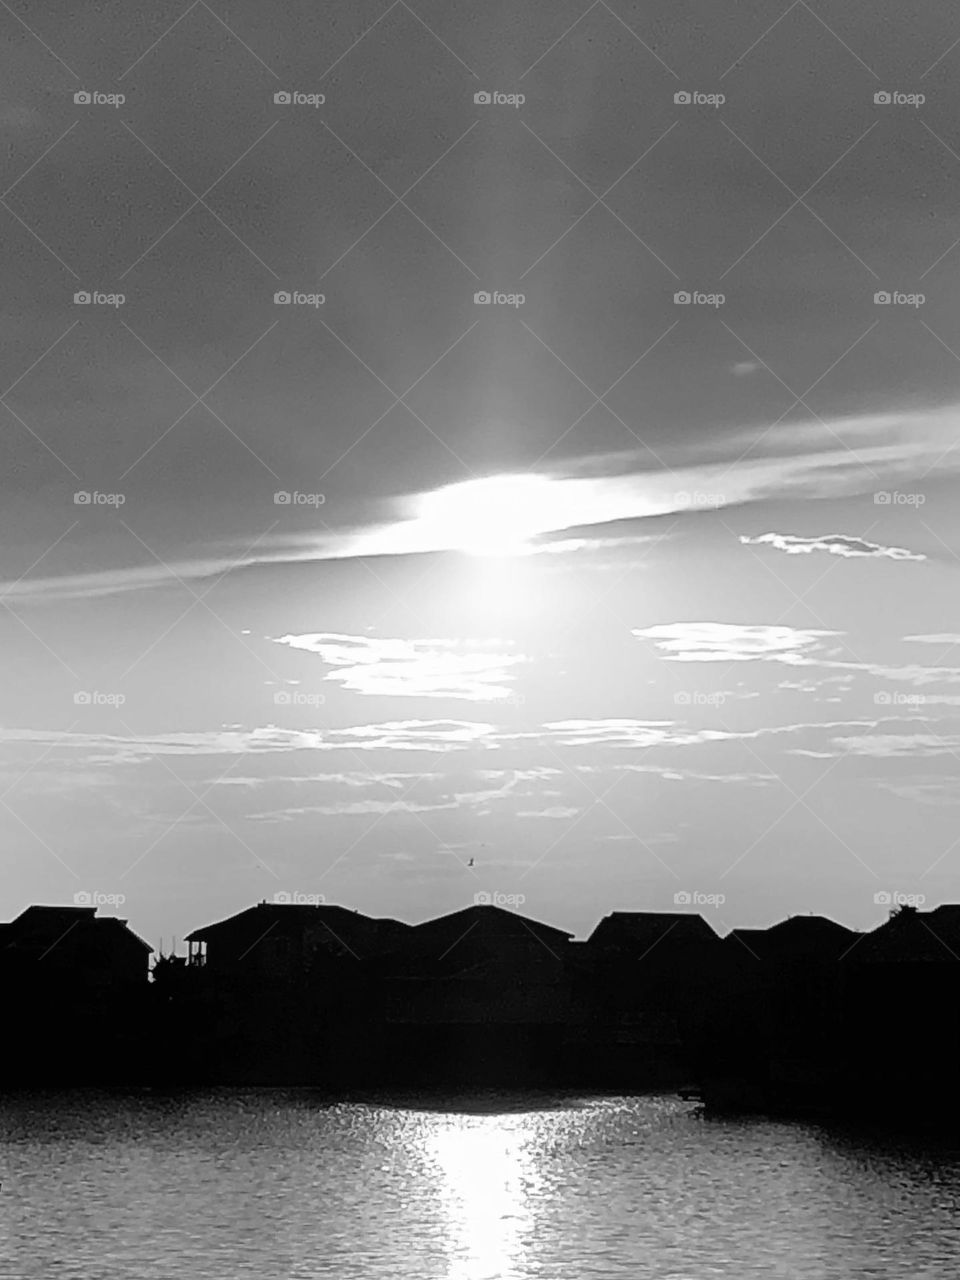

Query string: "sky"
[3, 0, 960, 947]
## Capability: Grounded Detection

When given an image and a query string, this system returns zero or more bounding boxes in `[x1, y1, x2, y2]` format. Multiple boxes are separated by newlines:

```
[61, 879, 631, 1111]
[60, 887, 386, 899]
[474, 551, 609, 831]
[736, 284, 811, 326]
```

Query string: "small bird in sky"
[467, 857, 475, 868]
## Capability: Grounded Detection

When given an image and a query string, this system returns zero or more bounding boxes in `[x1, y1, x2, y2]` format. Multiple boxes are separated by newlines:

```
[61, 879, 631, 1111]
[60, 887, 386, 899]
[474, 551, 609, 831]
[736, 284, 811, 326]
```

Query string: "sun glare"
[413, 475, 564, 557]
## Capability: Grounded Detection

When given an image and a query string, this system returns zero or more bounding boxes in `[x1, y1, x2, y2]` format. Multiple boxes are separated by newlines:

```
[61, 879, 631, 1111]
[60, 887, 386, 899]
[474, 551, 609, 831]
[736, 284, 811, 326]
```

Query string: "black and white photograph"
[3, 2, 960, 1276]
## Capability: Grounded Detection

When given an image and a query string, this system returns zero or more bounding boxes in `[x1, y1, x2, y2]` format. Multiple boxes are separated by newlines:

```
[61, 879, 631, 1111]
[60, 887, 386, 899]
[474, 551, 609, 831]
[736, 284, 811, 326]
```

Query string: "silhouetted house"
[0, 904, 151, 987]
[0, 905, 152, 1085]
[184, 902, 411, 984]
[177, 903, 413, 1084]
[698, 915, 860, 1112]
[851, 903, 960, 963]
[726, 914, 858, 965]
[722, 914, 859, 1024]
[587, 910, 717, 952]
[575, 912, 725, 1083]
[374, 905, 575, 1084]
[840, 904, 960, 1116]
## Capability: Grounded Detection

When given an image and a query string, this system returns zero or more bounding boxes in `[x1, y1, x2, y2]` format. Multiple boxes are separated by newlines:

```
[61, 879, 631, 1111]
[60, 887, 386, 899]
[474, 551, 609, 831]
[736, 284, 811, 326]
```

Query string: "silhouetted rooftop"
[853, 904, 960, 962]
[0, 904, 152, 959]
[407, 904, 573, 943]
[184, 902, 411, 945]
[586, 912, 719, 950]
[727, 914, 858, 961]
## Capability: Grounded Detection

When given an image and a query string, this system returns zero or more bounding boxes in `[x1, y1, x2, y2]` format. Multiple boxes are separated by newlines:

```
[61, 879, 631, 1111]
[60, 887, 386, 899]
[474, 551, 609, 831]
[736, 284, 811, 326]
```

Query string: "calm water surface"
[3, 1090, 960, 1278]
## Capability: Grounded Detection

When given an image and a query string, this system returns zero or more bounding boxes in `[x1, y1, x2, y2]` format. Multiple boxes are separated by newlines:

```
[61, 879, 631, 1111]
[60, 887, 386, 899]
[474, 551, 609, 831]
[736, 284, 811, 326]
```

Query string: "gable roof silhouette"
[586, 911, 719, 949]
[0, 904, 152, 957]
[373, 905, 573, 977]
[407, 904, 573, 944]
[185, 902, 410, 959]
[727, 914, 857, 960]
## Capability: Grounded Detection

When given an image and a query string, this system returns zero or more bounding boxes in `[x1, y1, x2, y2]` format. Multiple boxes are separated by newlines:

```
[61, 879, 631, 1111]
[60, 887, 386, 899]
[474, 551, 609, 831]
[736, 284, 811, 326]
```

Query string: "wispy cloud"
[272, 633, 526, 701]
[740, 533, 926, 562]
[633, 623, 838, 663]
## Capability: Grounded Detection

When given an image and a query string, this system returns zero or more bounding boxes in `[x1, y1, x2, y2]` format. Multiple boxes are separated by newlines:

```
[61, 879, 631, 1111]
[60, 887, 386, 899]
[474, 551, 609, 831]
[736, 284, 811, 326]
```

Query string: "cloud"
[905, 635, 960, 645]
[800, 734, 960, 758]
[0, 721, 497, 763]
[633, 622, 838, 663]
[8, 399, 960, 603]
[272, 633, 526, 702]
[739, 533, 926, 561]
[537, 719, 679, 749]
[516, 807, 582, 819]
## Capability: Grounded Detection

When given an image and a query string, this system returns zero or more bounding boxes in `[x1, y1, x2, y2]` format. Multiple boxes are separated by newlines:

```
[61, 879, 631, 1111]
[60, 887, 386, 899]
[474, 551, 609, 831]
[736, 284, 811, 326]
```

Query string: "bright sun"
[413, 474, 564, 557]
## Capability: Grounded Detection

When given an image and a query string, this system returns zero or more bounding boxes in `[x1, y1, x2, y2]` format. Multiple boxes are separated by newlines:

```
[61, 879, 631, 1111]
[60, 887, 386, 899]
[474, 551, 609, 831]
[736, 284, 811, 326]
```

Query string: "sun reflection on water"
[424, 1118, 541, 1280]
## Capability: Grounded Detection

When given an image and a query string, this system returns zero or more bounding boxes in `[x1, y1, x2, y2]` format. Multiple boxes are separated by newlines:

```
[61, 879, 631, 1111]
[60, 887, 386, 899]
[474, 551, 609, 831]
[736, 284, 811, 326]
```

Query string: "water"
[3, 1091, 960, 1279]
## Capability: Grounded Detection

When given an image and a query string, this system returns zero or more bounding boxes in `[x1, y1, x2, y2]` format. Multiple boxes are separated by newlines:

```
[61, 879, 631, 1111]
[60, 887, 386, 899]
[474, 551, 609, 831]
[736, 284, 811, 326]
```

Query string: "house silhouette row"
[2, 897, 958, 1121]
